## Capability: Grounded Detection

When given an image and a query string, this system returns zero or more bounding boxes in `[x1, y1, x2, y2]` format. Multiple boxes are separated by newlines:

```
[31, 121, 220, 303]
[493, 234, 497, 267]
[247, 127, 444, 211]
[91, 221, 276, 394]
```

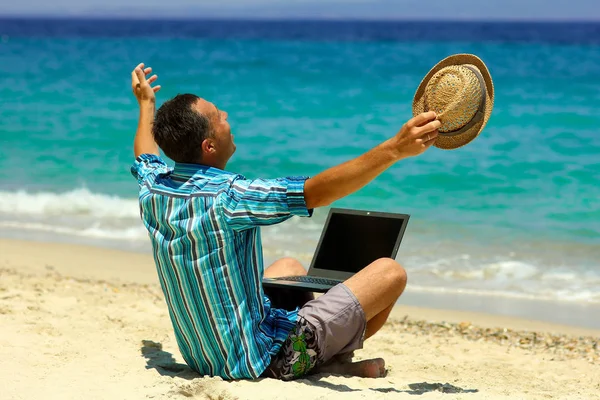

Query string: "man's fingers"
[144, 67, 152, 75]
[131, 71, 139, 86]
[407, 111, 437, 128]
[147, 74, 158, 84]
[423, 130, 439, 144]
[153, 85, 162, 93]
[414, 120, 442, 136]
[416, 132, 438, 150]
[131, 63, 144, 83]
[134, 66, 147, 85]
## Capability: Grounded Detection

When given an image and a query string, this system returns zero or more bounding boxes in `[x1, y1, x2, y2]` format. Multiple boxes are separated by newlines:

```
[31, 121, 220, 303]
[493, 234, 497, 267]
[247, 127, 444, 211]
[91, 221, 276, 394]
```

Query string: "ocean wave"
[406, 284, 600, 304]
[427, 260, 540, 281]
[0, 188, 140, 219]
[0, 188, 598, 305]
[0, 221, 147, 241]
[413, 259, 600, 283]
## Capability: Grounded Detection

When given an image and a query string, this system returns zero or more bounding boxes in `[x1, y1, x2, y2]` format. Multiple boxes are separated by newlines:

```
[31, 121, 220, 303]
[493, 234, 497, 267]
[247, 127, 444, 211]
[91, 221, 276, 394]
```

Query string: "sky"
[1, 0, 600, 20]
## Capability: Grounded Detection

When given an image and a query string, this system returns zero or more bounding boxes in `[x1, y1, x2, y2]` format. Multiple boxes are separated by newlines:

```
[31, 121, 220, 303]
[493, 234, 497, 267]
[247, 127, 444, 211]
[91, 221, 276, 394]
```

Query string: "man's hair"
[152, 94, 212, 163]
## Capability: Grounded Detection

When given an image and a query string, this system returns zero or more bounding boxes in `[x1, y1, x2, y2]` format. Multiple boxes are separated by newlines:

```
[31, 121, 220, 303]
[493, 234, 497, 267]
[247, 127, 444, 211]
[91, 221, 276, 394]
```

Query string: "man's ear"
[201, 138, 216, 155]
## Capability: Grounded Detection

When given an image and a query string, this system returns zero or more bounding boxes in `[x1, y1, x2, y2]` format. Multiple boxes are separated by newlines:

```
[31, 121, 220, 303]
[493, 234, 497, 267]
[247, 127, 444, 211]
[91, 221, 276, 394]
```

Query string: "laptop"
[262, 208, 410, 293]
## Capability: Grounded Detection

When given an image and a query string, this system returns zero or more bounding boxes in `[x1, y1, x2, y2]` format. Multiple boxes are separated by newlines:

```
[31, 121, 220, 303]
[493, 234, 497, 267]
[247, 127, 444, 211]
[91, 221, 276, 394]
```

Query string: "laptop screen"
[311, 211, 407, 273]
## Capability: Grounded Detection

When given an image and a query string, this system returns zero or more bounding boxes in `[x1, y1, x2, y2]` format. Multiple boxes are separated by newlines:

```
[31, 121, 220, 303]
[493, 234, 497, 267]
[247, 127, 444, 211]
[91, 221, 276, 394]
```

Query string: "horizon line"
[1, 14, 600, 23]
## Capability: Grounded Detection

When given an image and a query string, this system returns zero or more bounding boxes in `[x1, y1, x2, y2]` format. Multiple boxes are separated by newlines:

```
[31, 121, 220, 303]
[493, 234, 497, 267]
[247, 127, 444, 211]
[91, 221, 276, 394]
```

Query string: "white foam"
[431, 260, 540, 281]
[406, 284, 600, 304]
[404, 256, 600, 304]
[0, 221, 147, 241]
[482, 261, 540, 281]
[0, 188, 140, 219]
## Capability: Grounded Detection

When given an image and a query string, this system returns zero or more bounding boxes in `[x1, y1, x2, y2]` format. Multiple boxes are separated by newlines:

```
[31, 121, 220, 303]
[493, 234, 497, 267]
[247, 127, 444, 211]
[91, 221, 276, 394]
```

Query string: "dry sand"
[1, 238, 599, 400]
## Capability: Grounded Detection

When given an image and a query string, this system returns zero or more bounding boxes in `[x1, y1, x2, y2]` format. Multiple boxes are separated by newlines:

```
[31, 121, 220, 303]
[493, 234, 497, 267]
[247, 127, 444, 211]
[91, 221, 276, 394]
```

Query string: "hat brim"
[412, 54, 494, 150]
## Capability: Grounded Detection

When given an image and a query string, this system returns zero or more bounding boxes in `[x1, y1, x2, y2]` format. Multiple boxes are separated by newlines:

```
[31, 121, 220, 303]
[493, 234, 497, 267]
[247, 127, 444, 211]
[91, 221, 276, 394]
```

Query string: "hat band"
[438, 65, 487, 137]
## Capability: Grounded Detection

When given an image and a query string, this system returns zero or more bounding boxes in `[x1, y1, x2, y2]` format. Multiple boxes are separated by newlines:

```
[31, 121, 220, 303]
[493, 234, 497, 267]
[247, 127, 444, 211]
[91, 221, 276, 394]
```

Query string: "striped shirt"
[131, 153, 312, 379]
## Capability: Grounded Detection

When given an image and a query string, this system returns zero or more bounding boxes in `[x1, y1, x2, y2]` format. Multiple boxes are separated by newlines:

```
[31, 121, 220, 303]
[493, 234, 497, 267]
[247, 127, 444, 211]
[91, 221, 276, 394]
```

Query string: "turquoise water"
[1, 20, 599, 314]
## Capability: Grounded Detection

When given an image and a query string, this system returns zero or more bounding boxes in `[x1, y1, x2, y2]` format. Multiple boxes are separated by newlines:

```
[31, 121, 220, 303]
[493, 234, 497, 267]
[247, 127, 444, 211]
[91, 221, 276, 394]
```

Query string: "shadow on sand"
[257, 377, 479, 395]
[141, 340, 198, 380]
[141, 341, 478, 395]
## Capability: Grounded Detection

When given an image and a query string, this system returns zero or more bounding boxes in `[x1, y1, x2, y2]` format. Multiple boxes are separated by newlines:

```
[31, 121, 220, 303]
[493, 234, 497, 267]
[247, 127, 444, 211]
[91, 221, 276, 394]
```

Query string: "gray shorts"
[262, 283, 367, 380]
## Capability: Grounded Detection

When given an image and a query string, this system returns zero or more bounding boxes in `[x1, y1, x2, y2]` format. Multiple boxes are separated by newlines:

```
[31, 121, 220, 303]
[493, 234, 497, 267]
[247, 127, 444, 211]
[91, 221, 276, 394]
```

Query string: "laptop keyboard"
[273, 275, 343, 286]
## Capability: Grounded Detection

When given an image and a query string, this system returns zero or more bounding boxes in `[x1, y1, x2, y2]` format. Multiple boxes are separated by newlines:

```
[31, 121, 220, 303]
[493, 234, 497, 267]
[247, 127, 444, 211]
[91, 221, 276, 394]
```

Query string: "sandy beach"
[1, 238, 599, 400]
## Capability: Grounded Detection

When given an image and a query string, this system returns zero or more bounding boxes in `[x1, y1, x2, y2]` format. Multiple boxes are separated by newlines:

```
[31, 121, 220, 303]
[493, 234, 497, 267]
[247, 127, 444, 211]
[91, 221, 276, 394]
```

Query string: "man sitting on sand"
[130, 62, 440, 380]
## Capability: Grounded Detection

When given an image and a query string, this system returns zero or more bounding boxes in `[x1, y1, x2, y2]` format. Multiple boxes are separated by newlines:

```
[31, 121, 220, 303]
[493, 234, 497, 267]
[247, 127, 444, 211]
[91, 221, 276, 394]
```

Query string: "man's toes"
[375, 357, 386, 373]
[363, 361, 382, 378]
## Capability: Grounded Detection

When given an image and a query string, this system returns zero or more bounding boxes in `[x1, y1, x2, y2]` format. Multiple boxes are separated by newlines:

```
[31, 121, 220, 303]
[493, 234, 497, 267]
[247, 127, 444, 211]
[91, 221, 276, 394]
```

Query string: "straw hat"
[412, 54, 494, 150]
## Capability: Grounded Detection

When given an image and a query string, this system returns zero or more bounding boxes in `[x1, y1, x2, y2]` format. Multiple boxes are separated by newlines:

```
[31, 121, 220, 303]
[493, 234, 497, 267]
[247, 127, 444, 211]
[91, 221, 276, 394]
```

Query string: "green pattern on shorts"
[262, 316, 320, 380]
[291, 334, 310, 376]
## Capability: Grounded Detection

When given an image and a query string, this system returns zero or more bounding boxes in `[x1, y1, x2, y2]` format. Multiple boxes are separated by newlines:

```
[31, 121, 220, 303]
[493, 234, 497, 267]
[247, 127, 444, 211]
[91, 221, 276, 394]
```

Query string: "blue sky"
[2, 0, 599, 20]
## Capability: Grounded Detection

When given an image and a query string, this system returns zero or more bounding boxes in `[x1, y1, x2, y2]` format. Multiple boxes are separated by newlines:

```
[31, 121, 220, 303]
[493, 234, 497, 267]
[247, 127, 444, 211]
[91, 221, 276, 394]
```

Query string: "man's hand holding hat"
[392, 111, 442, 158]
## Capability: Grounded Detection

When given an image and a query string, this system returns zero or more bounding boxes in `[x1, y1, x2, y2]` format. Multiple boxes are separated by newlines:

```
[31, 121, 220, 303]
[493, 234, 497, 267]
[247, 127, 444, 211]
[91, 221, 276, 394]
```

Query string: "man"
[130, 63, 440, 381]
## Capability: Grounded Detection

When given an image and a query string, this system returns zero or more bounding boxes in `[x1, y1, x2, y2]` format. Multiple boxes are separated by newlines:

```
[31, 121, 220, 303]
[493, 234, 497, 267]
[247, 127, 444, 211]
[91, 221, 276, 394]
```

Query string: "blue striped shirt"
[131, 153, 312, 379]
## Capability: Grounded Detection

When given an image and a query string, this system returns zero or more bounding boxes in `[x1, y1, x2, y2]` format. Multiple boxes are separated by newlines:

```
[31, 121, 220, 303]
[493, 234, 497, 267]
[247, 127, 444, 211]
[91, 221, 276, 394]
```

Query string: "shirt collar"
[171, 163, 238, 180]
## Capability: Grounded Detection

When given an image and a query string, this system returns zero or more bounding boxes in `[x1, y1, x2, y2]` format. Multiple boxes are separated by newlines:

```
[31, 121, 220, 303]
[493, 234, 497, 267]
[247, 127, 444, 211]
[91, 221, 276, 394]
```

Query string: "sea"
[1, 19, 599, 328]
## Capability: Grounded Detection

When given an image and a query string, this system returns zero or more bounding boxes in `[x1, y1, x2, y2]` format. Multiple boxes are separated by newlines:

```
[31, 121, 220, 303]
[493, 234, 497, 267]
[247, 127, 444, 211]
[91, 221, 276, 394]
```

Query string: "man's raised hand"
[131, 63, 161, 104]
[393, 111, 441, 158]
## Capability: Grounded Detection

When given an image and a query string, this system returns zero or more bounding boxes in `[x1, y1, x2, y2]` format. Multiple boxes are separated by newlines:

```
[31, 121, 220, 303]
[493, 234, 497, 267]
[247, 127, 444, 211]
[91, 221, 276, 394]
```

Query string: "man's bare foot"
[315, 357, 386, 378]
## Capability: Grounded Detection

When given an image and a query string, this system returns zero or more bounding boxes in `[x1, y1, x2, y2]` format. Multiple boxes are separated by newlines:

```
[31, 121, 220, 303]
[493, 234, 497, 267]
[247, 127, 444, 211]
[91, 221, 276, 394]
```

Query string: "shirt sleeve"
[219, 176, 313, 231]
[130, 153, 170, 186]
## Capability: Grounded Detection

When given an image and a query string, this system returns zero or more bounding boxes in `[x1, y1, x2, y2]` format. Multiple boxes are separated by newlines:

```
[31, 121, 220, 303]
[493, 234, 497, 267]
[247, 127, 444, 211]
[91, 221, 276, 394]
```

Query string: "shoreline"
[2, 237, 599, 400]
[3, 236, 599, 331]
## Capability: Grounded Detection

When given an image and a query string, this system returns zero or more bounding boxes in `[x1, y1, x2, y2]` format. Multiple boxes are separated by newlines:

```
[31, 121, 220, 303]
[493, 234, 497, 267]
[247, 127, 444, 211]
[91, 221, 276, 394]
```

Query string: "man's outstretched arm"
[304, 111, 441, 209]
[131, 63, 161, 158]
